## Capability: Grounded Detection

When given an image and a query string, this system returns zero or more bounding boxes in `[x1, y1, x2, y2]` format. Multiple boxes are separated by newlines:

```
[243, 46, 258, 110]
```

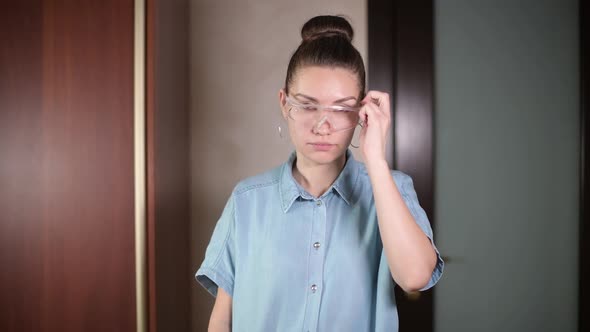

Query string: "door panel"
[0, 1, 136, 331]
[433, 1, 579, 331]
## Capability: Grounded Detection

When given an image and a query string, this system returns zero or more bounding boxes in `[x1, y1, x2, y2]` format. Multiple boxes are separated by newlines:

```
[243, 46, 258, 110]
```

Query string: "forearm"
[208, 288, 232, 332]
[208, 320, 231, 332]
[367, 159, 437, 292]
[208, 321, 231, 332]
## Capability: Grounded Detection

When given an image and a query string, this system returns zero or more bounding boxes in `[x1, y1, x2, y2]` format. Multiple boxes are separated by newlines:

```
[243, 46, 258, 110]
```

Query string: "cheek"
[286, 121, 307, 145]
[340, 131, 355, 144]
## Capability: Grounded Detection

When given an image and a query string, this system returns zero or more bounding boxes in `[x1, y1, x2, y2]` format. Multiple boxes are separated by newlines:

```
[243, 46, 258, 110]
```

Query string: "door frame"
[580, 2, 589, 331]
[368, 1, 436, 331]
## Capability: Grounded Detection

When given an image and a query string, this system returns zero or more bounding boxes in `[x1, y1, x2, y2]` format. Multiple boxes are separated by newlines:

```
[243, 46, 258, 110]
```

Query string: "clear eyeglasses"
[285, 96, 361, 133]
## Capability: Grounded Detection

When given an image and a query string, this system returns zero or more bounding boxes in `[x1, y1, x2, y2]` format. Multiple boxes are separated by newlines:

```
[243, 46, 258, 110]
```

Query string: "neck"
[292, 153, 347, 198]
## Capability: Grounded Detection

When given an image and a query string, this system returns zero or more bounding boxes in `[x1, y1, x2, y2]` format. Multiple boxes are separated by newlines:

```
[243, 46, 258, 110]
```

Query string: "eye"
[331, 105, 357, 113]
[301, 104, 319, 111]
[333, 107, 352, 113]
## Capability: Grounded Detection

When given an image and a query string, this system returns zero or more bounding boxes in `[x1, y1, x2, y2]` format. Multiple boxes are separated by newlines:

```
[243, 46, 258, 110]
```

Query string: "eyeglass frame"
[284, 95, 362, 113]
[284, 95, 363, 132]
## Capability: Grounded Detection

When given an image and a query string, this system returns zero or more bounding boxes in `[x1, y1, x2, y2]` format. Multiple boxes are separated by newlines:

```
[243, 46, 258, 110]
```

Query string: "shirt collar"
[331, 149, 359, 205]
[279, 149, 359, 212]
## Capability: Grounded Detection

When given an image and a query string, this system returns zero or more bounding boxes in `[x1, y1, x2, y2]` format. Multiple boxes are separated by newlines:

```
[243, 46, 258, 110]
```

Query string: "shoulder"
[355, 160, 413, 184]
[354, 161, 416, 198]
[391, 169, 413, 184]
[232, 164, 283, 196]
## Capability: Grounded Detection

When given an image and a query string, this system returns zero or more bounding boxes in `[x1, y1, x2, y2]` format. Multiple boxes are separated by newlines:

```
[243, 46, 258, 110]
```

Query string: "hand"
[358, 90, 391, 166]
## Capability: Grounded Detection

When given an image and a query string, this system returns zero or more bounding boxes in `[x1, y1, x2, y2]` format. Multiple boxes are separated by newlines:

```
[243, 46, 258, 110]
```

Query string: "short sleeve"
[394, 171, 444, 291]
[195, 193, 236, 297]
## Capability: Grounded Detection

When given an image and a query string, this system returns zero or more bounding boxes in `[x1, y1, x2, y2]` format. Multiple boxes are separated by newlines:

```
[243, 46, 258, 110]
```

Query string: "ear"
[278, 89, 289, 119]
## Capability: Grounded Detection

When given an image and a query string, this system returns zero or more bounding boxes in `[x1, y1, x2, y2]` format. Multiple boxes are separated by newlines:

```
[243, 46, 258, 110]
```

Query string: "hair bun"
[301, 15, 354, 43]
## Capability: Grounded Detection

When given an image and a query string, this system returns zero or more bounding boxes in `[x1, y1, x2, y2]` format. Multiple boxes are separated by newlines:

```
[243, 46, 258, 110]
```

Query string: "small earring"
[278, 125, 283, 138]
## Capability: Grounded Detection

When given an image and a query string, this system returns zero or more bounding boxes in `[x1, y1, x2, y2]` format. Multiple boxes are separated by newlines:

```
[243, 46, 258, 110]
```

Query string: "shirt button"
[311, 284, 318, 293]
[313, 242, 321, 250]
[316, 200, 322, 206]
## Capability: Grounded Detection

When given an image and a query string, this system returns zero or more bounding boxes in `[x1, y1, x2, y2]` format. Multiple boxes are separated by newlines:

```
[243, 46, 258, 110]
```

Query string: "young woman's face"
[280, 66, 361, 166]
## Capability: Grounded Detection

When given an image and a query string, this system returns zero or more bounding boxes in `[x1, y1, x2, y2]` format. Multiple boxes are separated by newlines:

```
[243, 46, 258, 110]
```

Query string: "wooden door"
[0, 1, 137, 331]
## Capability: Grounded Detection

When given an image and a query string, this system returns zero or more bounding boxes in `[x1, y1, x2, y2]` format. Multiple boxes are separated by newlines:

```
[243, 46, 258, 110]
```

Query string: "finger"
[363, 91, 390, 114]
[360, 106, 376, 129]
[358, 107, 367, 125]
[365, 90, 389, 104]
[363, 103, 391, 132]
[362, 102, 384, 124]
[368, 98, 390, 121]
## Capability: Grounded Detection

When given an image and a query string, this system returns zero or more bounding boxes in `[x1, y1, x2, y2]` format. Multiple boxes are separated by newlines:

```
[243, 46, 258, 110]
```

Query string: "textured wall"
[188, 1, 367, 330]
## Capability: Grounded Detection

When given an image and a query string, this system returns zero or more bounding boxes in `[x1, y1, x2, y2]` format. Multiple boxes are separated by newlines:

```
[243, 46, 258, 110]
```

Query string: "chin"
[301, 144, 347, 165]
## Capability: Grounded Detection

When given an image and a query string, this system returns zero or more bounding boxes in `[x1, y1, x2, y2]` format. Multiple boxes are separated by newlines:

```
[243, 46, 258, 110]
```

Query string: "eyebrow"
[293, 93, 357, 104]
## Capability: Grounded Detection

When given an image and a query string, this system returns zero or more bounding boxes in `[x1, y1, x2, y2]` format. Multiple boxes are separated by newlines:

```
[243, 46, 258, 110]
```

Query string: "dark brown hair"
[284, 15, 366, 99]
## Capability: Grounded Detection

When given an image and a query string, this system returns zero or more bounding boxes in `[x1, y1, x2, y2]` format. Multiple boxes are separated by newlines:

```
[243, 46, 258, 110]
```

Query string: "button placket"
[303, 198, 326, 332]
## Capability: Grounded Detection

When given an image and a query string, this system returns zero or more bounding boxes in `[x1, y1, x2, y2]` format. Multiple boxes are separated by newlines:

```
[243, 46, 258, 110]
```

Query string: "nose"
[312, 115, 332, 135]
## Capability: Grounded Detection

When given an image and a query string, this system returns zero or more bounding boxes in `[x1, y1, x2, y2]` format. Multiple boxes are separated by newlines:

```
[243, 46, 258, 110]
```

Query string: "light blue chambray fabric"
[196, 150, 444, 332]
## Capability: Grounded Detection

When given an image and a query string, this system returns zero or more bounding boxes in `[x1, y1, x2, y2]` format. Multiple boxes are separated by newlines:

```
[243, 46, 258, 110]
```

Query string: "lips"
[309, 142, 335, 151]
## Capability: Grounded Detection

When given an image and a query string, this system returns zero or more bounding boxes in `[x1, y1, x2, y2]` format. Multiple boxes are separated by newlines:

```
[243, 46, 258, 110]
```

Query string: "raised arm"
[359, 90, 438, 292]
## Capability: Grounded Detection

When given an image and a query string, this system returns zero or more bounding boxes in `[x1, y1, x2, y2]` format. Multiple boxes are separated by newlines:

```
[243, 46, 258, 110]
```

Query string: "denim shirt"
[196, 150, 444, 332]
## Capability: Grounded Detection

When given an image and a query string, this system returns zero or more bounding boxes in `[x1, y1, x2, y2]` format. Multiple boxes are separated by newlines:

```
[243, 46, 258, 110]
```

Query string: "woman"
[196, 15, 444, 332]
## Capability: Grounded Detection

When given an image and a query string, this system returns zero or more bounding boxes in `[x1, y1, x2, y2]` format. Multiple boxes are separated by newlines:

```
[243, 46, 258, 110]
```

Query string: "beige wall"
[188, 1, 367, 330]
